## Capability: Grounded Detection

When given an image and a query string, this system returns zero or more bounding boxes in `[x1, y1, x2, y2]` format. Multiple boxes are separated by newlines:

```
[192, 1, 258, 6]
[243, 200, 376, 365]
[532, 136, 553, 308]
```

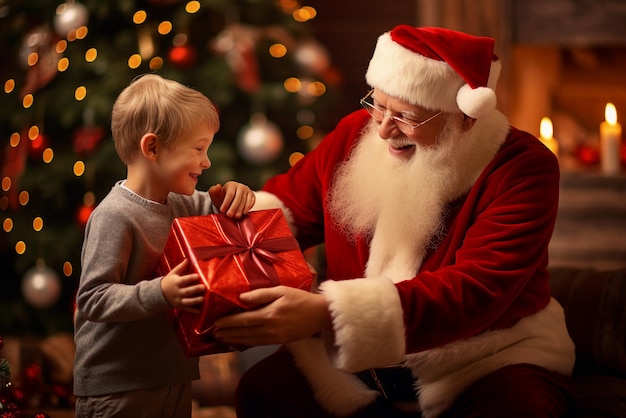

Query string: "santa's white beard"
[327, 118, 472, 280]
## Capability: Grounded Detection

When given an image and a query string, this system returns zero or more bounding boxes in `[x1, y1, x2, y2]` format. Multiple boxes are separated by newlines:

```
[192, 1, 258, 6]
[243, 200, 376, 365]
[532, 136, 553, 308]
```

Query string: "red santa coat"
[255, 109, 575, 417]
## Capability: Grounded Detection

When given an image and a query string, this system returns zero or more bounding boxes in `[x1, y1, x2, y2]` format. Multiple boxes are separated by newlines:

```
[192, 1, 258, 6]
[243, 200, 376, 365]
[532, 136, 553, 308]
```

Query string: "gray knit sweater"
[73, 181, 215, 396]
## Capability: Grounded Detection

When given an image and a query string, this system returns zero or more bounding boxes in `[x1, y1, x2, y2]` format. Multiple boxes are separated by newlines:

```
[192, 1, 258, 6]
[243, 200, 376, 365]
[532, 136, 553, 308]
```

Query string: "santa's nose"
[378, 117, 402, 139]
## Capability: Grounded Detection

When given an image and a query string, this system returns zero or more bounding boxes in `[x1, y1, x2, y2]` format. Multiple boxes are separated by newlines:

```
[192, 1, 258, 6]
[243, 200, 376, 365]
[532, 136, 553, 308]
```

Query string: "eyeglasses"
[359, 90, 442, 133]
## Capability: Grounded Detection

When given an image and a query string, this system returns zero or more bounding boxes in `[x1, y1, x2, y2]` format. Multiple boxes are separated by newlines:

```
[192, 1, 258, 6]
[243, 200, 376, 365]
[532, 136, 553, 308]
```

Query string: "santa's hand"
[213, 286, 330, 346]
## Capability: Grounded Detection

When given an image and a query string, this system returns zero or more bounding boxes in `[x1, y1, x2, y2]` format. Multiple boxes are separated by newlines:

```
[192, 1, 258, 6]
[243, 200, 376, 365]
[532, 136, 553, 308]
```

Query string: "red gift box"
[158, 208, 313, 356]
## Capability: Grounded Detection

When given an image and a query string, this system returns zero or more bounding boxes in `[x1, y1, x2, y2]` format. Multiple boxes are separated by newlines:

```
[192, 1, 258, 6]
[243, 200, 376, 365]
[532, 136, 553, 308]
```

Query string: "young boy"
[73, 74, 256, 417]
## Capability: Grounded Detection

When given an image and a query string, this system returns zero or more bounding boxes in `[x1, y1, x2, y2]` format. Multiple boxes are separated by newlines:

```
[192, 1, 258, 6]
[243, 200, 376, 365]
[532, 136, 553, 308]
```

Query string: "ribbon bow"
[192, 214, 298, 290]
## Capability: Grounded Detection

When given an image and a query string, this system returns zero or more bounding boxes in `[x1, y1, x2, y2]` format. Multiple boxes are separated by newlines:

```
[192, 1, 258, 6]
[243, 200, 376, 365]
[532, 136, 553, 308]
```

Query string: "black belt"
[355, 365, 417, 402]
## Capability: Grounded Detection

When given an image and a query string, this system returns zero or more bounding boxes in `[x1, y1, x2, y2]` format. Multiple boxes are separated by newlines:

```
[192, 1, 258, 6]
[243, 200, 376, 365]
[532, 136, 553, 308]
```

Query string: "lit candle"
[539, 117, 559, 157]
[600, 103, 622, 175]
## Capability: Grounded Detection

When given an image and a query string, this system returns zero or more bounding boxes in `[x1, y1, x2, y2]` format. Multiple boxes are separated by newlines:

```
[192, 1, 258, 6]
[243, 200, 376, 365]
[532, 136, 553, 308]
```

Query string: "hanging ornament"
[18, 26, 52, 69]
[212, 24, 260, 92]
[73, 126, 105, 156]
[21, 260, 62, 310]
[576, 142, 600, 166]
[75, 203, 94, 228]
[27, 133, 49, 160]
[53, 1, 89, 37]
[19, 26, 60, 96]
[168, 44, 197, 69]
[294, 39, 331, 75]
[237, 114, 284, 165]
[76, 192, 96, 228]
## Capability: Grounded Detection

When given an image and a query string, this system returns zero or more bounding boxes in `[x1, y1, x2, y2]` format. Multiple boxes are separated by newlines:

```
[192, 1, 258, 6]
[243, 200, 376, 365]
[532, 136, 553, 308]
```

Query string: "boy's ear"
[139, 133, 159, 160]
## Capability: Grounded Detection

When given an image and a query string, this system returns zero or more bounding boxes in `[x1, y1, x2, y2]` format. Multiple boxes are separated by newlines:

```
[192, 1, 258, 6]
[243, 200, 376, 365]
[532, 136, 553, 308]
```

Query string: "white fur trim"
[319, 277, 406, 372]
[251, 191, 296, 234]
[456, 85, 496, 119]
[405, 298, 576, 418]
[366, 32, 463, 113]
[287, 338, 379, 416]
[366, 32, 501, 117]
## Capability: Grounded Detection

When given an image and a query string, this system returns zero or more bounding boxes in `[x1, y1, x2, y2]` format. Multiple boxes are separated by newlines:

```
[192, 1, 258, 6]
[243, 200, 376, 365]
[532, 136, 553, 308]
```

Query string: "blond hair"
[111, 74, 220, 164]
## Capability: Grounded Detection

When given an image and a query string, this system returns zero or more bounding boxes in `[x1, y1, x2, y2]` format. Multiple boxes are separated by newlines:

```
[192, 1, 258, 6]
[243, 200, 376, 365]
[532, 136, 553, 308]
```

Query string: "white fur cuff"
[320, 277, 406, 372]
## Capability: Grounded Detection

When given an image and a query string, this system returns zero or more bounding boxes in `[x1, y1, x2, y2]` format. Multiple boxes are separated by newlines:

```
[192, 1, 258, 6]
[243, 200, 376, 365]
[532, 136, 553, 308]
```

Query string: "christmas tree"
[0, 0, 339, 336]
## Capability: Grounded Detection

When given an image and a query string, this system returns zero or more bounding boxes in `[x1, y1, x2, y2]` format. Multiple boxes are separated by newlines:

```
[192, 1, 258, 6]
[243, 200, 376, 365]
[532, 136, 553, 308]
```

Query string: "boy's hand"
[209, 182, 256, 218]
[160, 259, 205, 313]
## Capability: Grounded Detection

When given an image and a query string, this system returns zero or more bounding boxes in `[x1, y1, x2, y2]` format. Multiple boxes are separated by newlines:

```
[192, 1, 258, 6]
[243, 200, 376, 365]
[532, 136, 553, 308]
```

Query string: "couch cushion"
[548, 267, 626, 377]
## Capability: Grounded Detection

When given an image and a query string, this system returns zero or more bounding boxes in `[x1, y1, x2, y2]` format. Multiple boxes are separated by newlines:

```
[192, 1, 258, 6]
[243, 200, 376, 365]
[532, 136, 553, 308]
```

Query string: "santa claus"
[214, 25, 575, 418]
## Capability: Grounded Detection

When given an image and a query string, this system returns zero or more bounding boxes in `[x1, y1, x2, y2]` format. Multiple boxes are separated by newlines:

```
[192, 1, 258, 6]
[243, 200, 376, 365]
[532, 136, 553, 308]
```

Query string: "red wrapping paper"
[158, 208, 313, 356]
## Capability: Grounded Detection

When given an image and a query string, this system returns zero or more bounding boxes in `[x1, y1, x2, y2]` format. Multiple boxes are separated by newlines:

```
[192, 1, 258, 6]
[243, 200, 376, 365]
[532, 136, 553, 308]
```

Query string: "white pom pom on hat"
[365, 25, 501, 119]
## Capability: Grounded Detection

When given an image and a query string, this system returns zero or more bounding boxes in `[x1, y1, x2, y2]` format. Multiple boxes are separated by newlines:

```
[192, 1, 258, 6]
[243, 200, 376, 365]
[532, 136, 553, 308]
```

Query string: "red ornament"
[28, 133, 49, 159]
[73, 126, 105, 156]
[576, 144, 600, 166]
[76, 204, 94, 228]
[168, 44, 197, 69]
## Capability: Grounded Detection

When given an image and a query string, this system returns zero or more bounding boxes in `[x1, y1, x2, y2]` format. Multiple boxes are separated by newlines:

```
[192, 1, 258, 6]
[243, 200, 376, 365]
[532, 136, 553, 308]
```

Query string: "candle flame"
[605, 103, 618, 125]
[540, 117, 553, 139]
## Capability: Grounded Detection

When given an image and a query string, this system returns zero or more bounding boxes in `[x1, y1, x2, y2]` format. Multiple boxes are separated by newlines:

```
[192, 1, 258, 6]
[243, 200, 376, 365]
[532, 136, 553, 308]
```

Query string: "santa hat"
[366, 26, 501, 119]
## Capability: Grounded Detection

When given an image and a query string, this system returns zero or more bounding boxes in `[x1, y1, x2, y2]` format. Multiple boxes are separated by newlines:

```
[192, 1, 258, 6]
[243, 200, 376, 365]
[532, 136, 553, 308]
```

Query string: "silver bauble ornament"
[18, 25, 52, 68]
[237, 114, 284, 165]
[22, 260, 62, 309]
[54, 2, 89, 37]
[295, 40, 330, 75]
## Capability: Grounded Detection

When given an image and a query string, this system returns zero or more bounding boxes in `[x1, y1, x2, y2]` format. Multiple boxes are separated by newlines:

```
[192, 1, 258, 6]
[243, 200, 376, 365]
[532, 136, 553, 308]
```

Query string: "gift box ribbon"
[192, 214, 298, 293]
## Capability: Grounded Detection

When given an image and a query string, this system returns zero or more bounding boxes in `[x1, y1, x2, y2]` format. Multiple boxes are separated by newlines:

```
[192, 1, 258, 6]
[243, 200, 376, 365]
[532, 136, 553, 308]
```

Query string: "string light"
[73, 161, 86, 176]
[56, 40, 67, 53]
[63, 261, 73, 277]
[58, 57, 70, 72]
[289, 152, 305, 166]
[23, 94, 34, 108]
[278, 0, 299, 12]
[133, 10, 147, 24]
[4, 79, 15, 93]
[28, 125, 39, 139]
[296, 125, 314, 139]
[158, 21, 172, 35]
[27, 52, 39, 66]
[43, 148, 54, 163]
[149, 57, 164, 70]
[284, 77, 301, 92]
[10, 132, 21, 147]
[85, 47, 97, 62]
[128, 54, 142, 69]
[269, 43, 287, 58]
[15, 241, 26, 255]
[33, 217, 43, 232]
[19, 191, 29, 206]
[1, 177, 11, 192]
[76, 26, 88, 39]
[75, 86, 87, 100]
[185, 1, 201, 13]
[3, 218, 13, 232]
[306, 81, 326, 96]
[292, 6, 317, 22]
